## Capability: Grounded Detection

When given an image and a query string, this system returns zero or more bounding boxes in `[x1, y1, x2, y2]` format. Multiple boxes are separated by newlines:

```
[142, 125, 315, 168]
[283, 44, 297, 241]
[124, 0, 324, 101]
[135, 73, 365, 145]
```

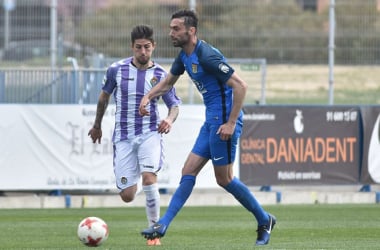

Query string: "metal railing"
[0, 68, 104, 104]
[0, 58, 267, 104]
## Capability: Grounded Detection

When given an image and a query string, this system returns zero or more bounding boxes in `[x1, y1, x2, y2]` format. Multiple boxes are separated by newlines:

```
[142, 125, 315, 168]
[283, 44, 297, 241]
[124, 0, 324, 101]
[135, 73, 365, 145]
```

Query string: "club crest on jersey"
[192, 64, 198, 73]
[150, 76, 158, 86]
[121, 176, 128, 184]
[219, 63, 229, 74]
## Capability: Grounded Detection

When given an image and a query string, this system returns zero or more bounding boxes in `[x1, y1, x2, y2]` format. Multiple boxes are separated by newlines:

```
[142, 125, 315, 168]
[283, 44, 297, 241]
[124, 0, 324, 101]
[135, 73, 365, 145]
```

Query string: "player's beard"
[171, 32, 190, 48]
[136, 56, 150, 66]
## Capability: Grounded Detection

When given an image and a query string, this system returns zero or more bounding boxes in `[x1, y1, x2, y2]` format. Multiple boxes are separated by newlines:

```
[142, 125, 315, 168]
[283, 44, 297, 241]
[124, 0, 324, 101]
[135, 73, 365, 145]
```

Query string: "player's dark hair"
[171, 9, 198, 29]
[131, 25, 154, 44]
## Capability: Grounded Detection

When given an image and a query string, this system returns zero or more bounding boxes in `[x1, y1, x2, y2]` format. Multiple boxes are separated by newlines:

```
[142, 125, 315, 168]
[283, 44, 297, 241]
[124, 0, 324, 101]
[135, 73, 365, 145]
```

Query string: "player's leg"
[154, 124, 211, 228]
[141, 152, 208, 240]
[141, 174, 159, 225]
[113, 141, 139, 203]
[215, 164, 275, 244]
[141, 170, 161, 246]
[138, 132, 163, 227]
[141, 124, 210, 240]
[210, 123, 276, 245]
[160, 152, 207, 224]
[214, 164, 269, 225]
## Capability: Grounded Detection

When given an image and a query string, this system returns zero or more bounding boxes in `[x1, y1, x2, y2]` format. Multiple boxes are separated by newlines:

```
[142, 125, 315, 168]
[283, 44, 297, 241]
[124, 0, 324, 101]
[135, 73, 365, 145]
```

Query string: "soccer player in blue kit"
[139, 10, 276, 246]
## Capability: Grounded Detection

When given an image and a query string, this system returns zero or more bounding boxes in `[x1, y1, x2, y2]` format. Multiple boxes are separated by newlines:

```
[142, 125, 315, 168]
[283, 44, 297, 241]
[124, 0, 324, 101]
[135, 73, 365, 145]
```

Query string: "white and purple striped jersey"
[102, 57, 181, 143]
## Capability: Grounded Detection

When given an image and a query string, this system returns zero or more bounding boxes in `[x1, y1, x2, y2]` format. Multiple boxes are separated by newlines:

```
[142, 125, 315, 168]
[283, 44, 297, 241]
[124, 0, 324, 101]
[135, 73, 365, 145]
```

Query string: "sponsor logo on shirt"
[192, 79, 207, 94]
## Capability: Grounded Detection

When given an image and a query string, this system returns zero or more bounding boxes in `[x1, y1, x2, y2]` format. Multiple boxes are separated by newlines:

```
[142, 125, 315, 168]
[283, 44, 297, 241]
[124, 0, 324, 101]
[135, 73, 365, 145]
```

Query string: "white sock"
[143, 183, 160, 227]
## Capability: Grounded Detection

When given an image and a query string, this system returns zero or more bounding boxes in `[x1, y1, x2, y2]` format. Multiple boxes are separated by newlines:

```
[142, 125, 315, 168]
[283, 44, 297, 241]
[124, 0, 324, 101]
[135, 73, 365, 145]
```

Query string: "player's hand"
[216, 122, 235, 141]
[139, 95, 150, 116]
[158, 119, 172, 134]
[88, 127, 102, 144]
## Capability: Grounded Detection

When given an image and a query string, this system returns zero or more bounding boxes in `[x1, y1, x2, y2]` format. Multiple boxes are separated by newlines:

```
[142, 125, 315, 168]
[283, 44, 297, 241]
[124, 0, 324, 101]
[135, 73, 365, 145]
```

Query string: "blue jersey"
[102, 57, 181, 143]
[171, 40, 242, 125]
[171, 40, 243, 165]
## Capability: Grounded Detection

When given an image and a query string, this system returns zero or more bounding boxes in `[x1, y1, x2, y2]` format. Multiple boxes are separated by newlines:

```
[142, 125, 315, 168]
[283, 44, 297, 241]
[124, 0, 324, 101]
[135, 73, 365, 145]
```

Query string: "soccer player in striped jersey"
[139, 10, 275, 246]
[88, 25, 180, 246]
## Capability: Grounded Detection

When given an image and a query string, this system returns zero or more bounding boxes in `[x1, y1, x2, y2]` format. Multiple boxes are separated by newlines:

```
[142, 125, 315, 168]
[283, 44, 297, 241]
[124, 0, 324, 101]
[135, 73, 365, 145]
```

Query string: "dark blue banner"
[240, 105, 361, 185]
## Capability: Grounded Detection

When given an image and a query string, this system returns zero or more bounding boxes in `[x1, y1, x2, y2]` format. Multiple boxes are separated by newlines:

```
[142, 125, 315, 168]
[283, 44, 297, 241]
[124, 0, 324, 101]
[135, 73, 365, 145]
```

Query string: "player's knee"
[216, 178, 229, 188]
[215, 168, 233, 187]
[215, 173, 234, 187]
[142, 172, 157, 186]
[119, 189, 135, 203]
[120, 193, 134, 203]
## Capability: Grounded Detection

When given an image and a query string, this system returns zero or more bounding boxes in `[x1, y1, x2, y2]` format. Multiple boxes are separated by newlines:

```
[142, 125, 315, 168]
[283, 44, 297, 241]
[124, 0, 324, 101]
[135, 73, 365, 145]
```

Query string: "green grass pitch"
[0, 204, 379, 249]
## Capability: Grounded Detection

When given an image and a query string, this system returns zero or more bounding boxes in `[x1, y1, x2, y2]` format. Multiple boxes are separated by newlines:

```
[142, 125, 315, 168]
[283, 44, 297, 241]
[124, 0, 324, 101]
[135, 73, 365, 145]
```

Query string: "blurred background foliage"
[1, 0, 380, 65]
[72, 0, 380, 64]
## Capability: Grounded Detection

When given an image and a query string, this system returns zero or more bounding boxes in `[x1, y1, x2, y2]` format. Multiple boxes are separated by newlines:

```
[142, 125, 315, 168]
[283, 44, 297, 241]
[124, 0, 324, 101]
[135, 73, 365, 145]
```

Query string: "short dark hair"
[131, 25, 154, 44]
[171, 9, 198, 29]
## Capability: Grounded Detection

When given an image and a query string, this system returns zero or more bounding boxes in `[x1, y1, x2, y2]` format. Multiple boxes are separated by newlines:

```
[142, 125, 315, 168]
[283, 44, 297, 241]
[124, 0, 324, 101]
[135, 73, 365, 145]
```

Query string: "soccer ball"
[77, 216, 109, 247]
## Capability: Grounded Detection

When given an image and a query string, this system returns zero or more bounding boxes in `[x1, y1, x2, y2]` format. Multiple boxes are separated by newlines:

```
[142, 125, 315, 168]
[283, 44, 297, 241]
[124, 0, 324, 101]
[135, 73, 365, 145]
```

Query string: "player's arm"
[158, 105, 179, 134]
[226, 72, 247, 124]
[217, 72, 247, 140]
[139, 72, 180, 116]
[88, 90, 111, 144]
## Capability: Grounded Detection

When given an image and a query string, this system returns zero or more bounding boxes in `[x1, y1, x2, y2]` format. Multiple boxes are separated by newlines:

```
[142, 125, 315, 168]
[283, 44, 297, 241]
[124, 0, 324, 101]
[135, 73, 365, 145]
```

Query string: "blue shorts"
[191, 122, 242, 166]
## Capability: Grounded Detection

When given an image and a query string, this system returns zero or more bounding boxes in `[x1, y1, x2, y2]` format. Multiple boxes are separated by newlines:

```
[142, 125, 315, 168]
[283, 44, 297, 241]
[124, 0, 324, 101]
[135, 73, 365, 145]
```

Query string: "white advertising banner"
[0, 104, 234, 190]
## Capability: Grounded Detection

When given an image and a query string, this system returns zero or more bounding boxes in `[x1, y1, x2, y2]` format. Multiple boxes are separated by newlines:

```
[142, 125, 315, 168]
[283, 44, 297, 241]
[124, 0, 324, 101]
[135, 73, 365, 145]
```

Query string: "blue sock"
[159, 175, 196, 227]
[223, 177, 268, 225]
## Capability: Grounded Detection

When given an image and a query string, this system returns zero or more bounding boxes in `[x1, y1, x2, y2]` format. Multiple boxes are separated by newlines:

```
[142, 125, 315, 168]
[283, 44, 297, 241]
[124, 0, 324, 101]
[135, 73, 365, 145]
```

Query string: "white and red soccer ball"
[77, 216, 109, 247]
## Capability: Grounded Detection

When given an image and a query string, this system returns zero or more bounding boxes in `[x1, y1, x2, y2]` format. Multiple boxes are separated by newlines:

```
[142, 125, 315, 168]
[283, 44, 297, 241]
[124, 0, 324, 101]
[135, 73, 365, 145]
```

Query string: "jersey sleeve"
[101, 64, 118, 94]
[198, 44, 234, 83]
[170, 53, 186, 76]
[162, 87, 181, 108]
